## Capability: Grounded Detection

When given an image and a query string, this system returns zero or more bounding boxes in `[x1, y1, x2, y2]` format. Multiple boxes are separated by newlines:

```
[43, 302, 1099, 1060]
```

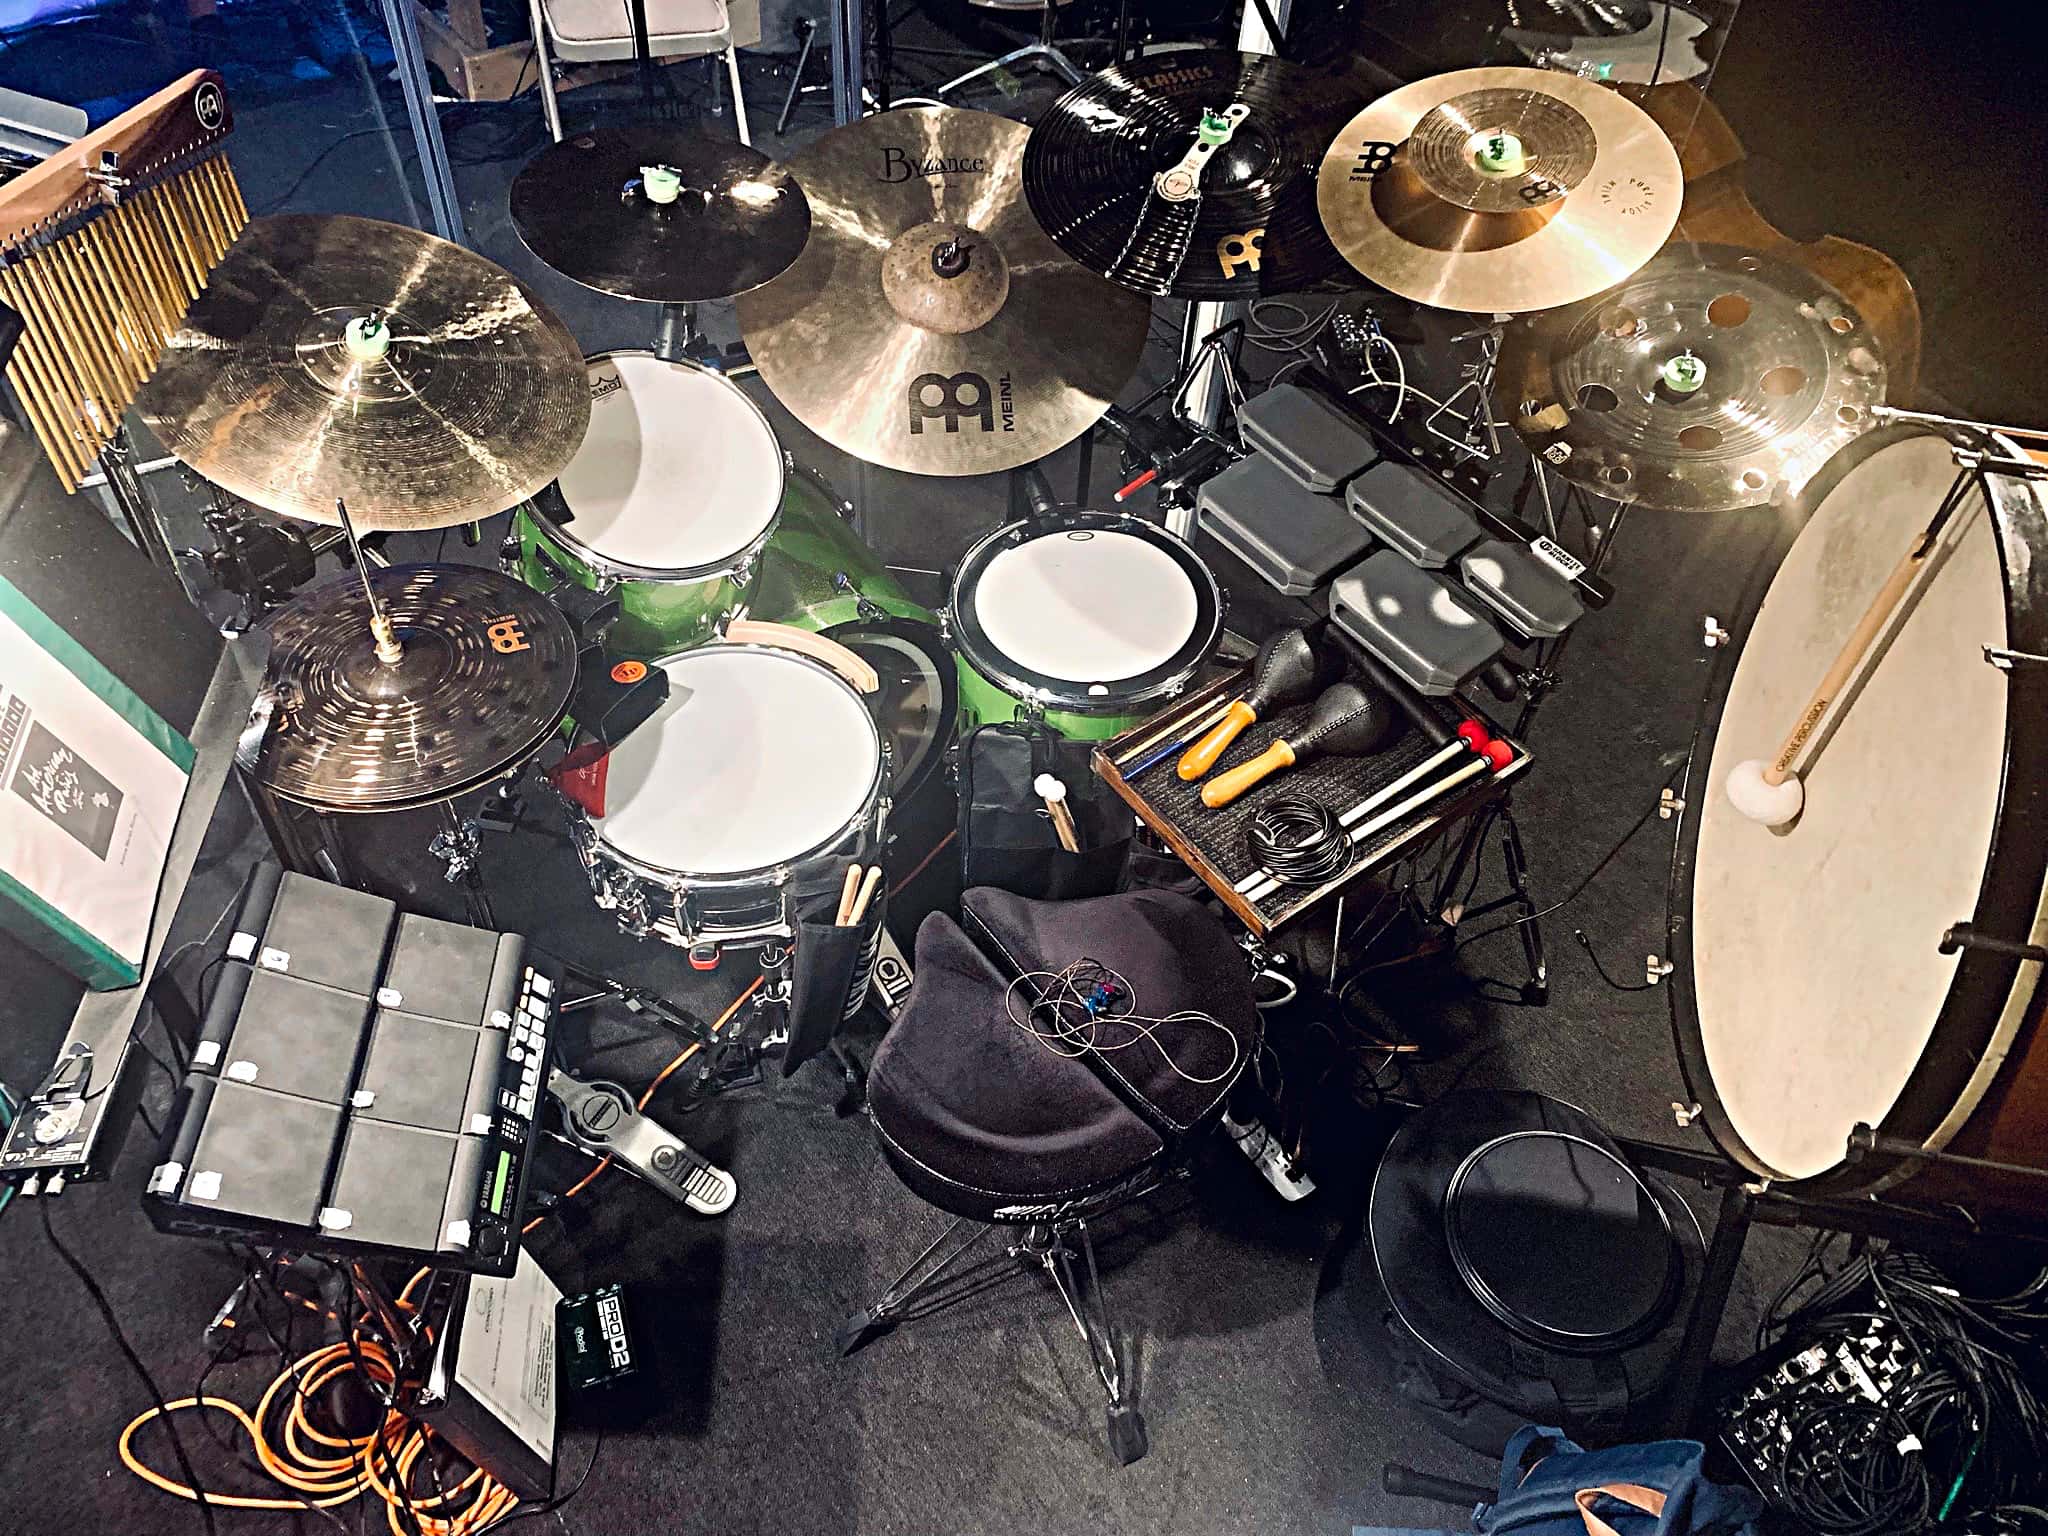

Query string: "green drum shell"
[953, 662, 1149, 741]
[511, 503, 764, 660]
[749, 466, 935, 630]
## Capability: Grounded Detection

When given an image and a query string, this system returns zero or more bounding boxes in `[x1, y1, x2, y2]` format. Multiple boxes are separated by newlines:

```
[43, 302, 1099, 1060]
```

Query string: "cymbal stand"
[1872, 404, 2048, 482]
[93, 422, 196, 601]
[334, 495, 404, 666]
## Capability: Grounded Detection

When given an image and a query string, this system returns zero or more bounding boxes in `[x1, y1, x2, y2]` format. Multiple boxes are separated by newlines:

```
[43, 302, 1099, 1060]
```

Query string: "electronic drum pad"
[1022, 50, 1374, 300]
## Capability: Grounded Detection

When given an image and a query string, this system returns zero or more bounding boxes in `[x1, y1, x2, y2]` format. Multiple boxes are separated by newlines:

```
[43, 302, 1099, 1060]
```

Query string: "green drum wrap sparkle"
[949, 511, 1225, 742]
[508, 352, 787, 659]
[750, 467, 958, 802]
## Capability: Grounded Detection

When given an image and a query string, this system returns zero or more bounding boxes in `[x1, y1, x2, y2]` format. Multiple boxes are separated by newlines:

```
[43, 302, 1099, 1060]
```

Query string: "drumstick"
[835, 865, 862, 926]
[847, 866, 884, 926]
[1725, 510, 1956, 827]
[1232, 720, 1493, 894]
[1120, 697, 1241, 778]
[1034, 773, 1082, 852]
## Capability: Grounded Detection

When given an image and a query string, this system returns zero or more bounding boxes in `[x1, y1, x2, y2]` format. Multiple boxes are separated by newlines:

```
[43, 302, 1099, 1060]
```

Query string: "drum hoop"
[1666, 424, 2048, 1193]
[590, 642, 889, 886]
[533, 350, 790, 584]
[819, 613, 958, 803]
[948, 511, 1225, 713]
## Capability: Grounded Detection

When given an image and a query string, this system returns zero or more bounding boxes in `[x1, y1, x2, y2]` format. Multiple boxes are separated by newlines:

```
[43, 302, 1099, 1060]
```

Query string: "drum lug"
[1658, 788, 1684, 819]
[1671, 1100, 1702, 1128]
[935, 606, 953, 646]
[1702, 615, 1730, 648]
[497, 530, 521, 574]
[1646, 954, 1674, 985]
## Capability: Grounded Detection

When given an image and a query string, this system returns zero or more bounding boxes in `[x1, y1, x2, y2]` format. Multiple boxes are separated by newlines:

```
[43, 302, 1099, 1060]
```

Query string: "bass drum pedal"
[545, 1069, 736, 1216]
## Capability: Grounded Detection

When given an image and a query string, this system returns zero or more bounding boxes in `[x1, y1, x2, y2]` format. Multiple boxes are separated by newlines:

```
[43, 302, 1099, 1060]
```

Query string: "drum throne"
[835, 886, 1259, 1464]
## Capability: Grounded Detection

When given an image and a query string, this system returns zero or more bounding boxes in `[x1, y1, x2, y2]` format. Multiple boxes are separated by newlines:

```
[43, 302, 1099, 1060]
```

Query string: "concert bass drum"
[1668, 425, 2048, 1226]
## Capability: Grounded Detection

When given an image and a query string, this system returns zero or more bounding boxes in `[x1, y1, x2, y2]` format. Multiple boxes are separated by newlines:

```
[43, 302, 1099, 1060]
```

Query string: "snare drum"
[571, 643, 890, 952]
[949, 512, 1224, 740]
[1670, 426, 2048, 1224]
[510, 352, 785, 657]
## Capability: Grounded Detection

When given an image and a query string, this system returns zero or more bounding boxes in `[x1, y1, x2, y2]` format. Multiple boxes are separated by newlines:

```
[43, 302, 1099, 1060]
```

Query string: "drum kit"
[106, 43, 2048, 1223]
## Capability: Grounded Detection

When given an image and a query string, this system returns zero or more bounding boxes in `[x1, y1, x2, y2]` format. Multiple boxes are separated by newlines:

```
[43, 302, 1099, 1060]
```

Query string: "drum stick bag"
[958, 720, 1128, 901]
[786, 874, 887, 1077]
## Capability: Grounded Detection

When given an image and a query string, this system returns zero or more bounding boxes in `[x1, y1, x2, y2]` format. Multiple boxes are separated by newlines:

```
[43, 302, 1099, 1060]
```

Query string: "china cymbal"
[735, 106, 1150, 477]
[1316, 67, 1682, 313]
[1022, 49, 1372, 300]
[509, 125, 810, 303]
[1498, 244, 1887, 510]
[137, 214, 590, 529]
[246, 564, 577, 811]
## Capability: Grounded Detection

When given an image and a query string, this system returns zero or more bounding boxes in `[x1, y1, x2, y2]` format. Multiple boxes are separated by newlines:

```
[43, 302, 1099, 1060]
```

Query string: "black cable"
[41, 1198, 219, 1536]
[256, 128, 413, 215]
[1570, 928, 1656, 992]
[1246, 797, 1353, 886]
[476, 1426, 605, 1530]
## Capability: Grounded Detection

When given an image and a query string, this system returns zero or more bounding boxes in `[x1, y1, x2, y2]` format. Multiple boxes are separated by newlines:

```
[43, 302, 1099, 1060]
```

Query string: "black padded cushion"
[960, 886, 1255, 1137]
[868, 889, 1258, 1223]
[870, 913, 1165, 1221]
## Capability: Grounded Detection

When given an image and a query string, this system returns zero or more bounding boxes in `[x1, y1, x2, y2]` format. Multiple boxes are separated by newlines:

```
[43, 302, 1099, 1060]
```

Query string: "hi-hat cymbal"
[1022, 49, 1371, 300]
[509, 125, 810, 303]
[1316, 67, 1682, 313]
[246, 564, 577, 811]
[1498, 244, 1887, 510]
[735, 106, 1151, 478]
[138, 214, 590, 529]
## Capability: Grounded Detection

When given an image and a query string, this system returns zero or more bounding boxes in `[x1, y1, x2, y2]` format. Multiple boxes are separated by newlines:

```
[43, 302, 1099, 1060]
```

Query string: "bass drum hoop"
[587, 644, 891, 934]
[1666, 423, 2048, 1199]
[949, 510, 1224, 715]
[526, 351, 789, 586]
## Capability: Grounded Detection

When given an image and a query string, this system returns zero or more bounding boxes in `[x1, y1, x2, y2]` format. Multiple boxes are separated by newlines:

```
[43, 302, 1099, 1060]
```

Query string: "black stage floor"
[0, 5, 2039, 1532]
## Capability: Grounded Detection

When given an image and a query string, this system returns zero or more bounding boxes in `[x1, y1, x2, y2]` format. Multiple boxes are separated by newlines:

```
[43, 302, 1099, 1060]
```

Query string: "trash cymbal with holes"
[735, 106, 1150, 477]
[1316, 66, 1682, 314]
[138, 214, 590, 528]
[1497, 244, 1886, 510]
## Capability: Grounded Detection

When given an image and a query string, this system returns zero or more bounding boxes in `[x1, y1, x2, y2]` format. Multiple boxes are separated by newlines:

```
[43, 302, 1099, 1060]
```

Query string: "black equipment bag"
[956, 720, 1131, 901]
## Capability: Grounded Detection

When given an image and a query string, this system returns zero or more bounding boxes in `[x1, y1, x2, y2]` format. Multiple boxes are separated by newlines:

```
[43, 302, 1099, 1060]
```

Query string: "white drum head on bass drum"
[556, 354, 784, 572]
[1691, 434, 2008, 1180]
[598, 648, 880, 876]
[972, 529, 1199, 683]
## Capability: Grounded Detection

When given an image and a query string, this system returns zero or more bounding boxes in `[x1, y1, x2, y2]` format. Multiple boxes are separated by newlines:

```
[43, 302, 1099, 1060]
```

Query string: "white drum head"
[1691, 434, 2008, 1179]
[598, 648, 880, 876]
[971, 529, 1199, 683]
[555, 354, 784, 573]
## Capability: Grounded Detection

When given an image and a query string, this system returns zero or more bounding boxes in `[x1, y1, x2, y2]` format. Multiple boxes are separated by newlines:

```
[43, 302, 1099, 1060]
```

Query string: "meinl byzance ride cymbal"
[1497, 244, 1886, 510]
[137, 214, 590, 529]
[1316, 66, 1682, 313]
[509, 125, 811, 303]
[736, 106, 1150, 478]
[1022, 49, 1372, 300]
[246, 564, 577, 812]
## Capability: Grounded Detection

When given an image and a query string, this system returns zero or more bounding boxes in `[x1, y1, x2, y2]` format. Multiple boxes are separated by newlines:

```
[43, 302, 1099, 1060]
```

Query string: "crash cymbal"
[509, 125, 810, 303]
[138, 214, 589, 529]
[736, 106, 1150, 477]
[246, 564, 577, 811]
[1499, 244, 1886, 510]
[1022, 49, 1372, 300]
[1316, 66, 1682, 313]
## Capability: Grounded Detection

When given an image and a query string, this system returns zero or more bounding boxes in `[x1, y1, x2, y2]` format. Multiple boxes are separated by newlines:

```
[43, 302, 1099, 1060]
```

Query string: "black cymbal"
[509, 125, 811, 304]
[247, 564, 578, 812]
[1022, 50, 1371, 300]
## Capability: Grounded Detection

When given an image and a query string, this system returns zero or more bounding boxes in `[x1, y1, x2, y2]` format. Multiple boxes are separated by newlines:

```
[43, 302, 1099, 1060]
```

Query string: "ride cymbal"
[1023, 49, 1372, 300]
[138, 214, 590, 529]
[736, 106, 1150, 477]
[246, 564, 577, 811]
[509, 125, 810, 303]
[1316, 66, 1682, 313]
[1498, 244, 1886, 510]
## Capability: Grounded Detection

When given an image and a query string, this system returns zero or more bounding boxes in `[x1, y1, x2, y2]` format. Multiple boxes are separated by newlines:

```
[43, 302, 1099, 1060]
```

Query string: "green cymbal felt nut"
[1660, 351, 1707, 394]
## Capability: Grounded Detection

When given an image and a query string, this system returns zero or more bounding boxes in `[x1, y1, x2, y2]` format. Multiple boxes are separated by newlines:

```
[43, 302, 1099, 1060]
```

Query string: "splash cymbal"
[1498, 244, 1887, 510]
[246, 563, 578, 811]
[509, 125, 810, 303]
[735, 106, 1151, 478]
[138, 214, 590, 529]
[1316, 67, 1682, 313]
[1022, 49, 1372, 300]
